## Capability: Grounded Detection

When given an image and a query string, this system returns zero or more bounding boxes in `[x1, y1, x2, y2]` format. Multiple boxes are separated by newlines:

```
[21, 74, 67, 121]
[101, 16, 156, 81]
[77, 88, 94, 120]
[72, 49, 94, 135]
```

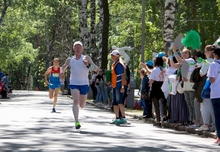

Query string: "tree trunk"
[98, 0, 104, 68]
[90, 0, 98, 64]
[78, 0, 89, 54]
[163, 0, 176, 53]
[98, 0, 109, 70]
[0, 0, 8, 25]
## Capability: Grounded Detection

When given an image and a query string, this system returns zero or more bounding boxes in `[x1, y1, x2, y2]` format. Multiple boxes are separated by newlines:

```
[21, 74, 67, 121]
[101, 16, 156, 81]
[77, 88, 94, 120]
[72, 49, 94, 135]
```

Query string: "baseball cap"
[73, 41, 83, 47]
[146, 60, 153, 66]
[157, 52, 165, 58]
[110, 50, 120, 56]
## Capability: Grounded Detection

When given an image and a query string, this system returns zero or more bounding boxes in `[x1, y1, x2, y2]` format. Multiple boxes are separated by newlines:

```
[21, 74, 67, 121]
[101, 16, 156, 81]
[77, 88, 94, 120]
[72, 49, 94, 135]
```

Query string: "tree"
[163, 0, 175, 53]
[90, 0, 98, 64]
[78, 0, 89, 54]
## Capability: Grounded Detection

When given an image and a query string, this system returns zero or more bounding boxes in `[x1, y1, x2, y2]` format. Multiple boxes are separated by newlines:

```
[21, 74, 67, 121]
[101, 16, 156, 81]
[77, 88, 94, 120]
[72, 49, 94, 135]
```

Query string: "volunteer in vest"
[60, 41, 99, 129]
[207, 46, 220, 145]
[44, 58, 61, 113]
[110, 49, 127, 124]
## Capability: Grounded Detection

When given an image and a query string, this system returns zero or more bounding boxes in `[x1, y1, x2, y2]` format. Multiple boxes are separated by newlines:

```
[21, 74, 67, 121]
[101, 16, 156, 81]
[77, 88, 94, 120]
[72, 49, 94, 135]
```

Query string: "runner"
[60, 41, 98, 129]
[44, 58, 61, 113]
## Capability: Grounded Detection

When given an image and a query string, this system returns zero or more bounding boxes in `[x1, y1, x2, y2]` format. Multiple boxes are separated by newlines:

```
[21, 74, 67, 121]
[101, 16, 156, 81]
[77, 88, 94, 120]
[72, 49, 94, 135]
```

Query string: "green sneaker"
[109, 119, 118, 124]
[118, 118, 127, 124]
[75, 121, 81, 129]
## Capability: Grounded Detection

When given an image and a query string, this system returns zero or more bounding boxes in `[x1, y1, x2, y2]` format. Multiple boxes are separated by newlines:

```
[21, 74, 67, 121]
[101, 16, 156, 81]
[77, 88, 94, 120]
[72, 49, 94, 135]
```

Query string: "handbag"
[177, 81, 184, 94]
[201, 78, 211, 99]
[183, 72, 195, 91]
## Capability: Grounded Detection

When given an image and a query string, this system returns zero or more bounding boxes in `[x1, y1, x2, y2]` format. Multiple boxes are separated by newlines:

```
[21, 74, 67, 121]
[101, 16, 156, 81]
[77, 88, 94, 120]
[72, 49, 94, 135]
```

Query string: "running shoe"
[75, 121, 81, 129]
[52, 108, 56, 112]
[110, 119, 118, 124]
[117, 118, 127, 124]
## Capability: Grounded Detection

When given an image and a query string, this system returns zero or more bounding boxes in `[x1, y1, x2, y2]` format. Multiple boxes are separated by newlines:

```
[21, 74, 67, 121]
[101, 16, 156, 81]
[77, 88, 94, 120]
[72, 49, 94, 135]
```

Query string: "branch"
[0, 0, 9, 25]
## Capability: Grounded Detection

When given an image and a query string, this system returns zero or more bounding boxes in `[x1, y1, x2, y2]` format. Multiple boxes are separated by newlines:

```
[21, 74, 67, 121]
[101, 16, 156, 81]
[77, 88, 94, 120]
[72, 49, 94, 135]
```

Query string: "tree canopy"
[0, 0, 220, 89]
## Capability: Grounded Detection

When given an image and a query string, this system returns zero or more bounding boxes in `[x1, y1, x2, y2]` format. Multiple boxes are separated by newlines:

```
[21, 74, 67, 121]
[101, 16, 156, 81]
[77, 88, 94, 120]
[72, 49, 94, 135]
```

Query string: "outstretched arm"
[86, 55, 100, 72]
[118, 46, 134, 51]
[172, 44, 183, 64]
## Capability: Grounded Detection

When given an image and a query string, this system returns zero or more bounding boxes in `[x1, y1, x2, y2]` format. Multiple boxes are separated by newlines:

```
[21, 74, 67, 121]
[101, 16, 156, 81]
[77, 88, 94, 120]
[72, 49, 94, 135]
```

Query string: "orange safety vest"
[111, 59, 126, 88]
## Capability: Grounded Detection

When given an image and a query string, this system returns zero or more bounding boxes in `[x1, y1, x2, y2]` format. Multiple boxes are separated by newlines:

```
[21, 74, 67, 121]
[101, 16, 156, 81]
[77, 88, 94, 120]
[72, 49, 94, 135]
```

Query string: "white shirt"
[150, 67, 164, 81]
[207, 60, 220, 99]
[69, 55, 89, 85]
[185, 58, 195, 72]
[200, 58, 214, 76]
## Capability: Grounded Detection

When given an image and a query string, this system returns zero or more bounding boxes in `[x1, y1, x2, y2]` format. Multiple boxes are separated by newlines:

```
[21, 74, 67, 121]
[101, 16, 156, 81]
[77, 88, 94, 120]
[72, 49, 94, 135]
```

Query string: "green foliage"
[0, 0, 220, 90]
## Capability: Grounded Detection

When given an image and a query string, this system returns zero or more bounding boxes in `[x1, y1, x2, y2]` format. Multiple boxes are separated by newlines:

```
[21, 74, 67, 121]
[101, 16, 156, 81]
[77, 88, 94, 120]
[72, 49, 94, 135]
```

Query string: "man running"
[44, 58, 61, 112]
[60, 41, 98, 129]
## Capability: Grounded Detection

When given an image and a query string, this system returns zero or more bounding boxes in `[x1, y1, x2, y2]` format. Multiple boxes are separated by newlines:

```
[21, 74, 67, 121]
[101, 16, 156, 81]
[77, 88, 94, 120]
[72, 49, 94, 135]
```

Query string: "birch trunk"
[98, 0, 104, 68]
[78, 0, 89, 54]
[90, 0, 97, 64]
[163, 0, 176, 53]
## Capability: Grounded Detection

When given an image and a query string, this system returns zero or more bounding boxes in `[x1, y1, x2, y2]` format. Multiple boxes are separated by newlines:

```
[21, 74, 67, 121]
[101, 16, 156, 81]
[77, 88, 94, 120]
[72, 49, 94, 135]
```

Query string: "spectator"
[173, 46, 197, 128]
[149, 56, 167, 127]
[90, 71, 97, 100]
[139, 69, 150, 118]
[95, 70, 104, 103]
[0, 68, 4, 80]
[1, 73, 9, 99]
[60, 77, 65, 95]
[195, 45, 215, 131]
[207, 46, 220, 145]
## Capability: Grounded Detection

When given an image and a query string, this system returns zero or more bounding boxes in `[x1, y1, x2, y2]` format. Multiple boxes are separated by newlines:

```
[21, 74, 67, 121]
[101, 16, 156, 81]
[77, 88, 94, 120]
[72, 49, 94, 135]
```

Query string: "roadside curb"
[67, 95, 216, 139]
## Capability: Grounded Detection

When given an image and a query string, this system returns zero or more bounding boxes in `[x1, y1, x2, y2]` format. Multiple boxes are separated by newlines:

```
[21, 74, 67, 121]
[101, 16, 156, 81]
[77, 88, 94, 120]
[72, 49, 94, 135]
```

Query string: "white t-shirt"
[185, 58, 195, 72]
[207, 60, 220, 99]
[150, 67, 164, 82]
[69, 55, 90, 85]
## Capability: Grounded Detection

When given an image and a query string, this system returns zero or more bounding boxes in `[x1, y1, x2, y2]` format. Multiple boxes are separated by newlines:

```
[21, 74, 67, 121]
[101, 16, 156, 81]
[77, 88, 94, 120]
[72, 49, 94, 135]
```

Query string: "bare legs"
[71, 89, 87, 121]
[48, 88, 60, 109]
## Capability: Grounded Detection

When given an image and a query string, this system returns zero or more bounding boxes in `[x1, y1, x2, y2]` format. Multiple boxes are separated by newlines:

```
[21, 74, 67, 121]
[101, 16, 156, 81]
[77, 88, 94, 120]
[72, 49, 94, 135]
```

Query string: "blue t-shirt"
[114, 62, 124, 88]
[0, 71, 4, 80]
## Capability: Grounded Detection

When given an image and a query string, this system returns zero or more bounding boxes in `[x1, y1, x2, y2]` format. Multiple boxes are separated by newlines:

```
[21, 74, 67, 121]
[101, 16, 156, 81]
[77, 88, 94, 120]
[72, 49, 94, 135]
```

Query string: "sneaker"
[188, 124, 199, 129]
[153, 122, 162, 128]
[195, 125, 209, 131]
[209, 125, 216, 132]
[214, 138, 220, 146]
[75, 121, 81, 129]
[110, 119, 118, 124]
[52, 108, 56, 112]
[118, 118, 127, 124]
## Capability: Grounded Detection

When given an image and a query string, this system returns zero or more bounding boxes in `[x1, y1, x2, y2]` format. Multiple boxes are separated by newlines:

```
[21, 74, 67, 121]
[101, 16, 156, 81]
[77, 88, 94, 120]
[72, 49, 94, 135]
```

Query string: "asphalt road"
[0, 91, 219, 152]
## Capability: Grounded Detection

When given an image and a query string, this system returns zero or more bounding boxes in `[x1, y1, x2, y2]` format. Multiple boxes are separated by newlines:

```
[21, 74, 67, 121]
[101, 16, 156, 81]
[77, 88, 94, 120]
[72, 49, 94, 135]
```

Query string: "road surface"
[0, 91, 219, 152]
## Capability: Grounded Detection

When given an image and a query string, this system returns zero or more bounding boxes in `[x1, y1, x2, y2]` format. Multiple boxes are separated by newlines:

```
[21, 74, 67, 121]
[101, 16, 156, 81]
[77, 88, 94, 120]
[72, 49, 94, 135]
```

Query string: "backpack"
[134, 100, 142, 110]
[190, 66, 202, 83]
